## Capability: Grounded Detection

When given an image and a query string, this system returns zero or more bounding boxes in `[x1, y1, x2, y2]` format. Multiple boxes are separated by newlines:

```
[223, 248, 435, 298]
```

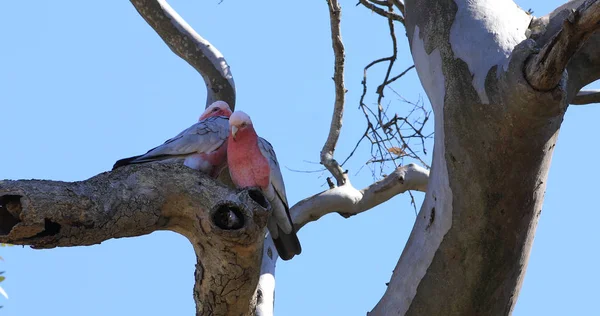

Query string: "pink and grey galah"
[112, 101, 232, 177]
[227, 111, 302, 261]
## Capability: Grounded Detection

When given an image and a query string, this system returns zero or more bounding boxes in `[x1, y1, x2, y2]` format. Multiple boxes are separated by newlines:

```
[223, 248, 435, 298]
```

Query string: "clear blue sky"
[1, 1, 598, 315]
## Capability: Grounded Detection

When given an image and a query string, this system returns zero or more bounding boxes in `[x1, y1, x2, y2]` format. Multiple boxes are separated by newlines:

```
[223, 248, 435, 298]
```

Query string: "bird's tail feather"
[273, 228, 301, 261]
[112, 155, 144, 170]
[112, 154, 186, 170]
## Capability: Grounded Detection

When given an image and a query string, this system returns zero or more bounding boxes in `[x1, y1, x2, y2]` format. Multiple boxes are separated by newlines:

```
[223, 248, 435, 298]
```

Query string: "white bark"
[371, 26, 450, 315]
[449, 0, 531, 104]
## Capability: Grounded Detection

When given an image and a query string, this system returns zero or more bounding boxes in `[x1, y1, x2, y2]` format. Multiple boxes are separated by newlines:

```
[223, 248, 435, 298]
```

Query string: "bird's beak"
[231, 126, 238, 139]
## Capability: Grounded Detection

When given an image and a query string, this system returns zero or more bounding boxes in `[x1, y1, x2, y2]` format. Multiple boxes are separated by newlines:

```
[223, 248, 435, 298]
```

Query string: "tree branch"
[0, 164, 269, 315]
[254, 164, 429, 315]
[321, 0, 348, 186]
[292, 163, 429, 226]
[571, 89, 600, 104]
[357, 0, 405, 24]
[391, 0, 405, 16]
[525, 0, 600, 91]
[527, 1, 600, 100]
[130, 0, 236, 108]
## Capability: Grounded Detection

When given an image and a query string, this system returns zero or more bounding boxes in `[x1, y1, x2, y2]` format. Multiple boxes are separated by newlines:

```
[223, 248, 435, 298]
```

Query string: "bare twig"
[571, 89, 600, 105]
[357, 0, 405, 24]
[368, 0, 390, 6]
[377, 9, 400, 107]
[525, 0, 600, 91]
[382, 65, 415, 87]
[321, 0, 348, 186]
[350, 7, 430, 178]
[130, 0, 236, 108]
[391, 0, 405, 16]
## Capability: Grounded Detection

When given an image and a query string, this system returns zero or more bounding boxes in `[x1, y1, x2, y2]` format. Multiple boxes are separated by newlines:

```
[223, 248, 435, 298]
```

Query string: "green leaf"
[0, 277, 6, 283]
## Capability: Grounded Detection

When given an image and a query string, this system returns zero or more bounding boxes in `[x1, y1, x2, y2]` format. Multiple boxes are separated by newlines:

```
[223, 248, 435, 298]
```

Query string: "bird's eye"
[212, 108, 219, 112]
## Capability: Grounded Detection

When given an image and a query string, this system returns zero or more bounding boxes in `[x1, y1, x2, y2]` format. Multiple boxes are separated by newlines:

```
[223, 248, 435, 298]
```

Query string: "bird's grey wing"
[258, 137, 302, 260]
[133, 116, 228, 162]
[258, 137, 288, 205]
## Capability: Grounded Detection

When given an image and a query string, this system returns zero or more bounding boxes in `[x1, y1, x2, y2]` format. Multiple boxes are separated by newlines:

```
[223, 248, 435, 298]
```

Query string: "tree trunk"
[371, 0, 577, 314]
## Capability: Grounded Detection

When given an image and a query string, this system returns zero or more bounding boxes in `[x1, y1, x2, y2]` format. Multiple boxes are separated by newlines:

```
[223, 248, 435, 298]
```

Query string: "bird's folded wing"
[137, 116, 229, 159]
[258, 137, 289, 207]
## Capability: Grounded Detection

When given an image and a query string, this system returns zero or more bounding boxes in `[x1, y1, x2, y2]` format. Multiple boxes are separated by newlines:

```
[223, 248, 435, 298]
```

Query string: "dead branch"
[391, 0, 405, 16]
[130, 0, 236, 108]
[357, 0, 405, 24]
[321, 0, 348, 186]
[356, 45, 430, 176]
[292, 163, 429, 226]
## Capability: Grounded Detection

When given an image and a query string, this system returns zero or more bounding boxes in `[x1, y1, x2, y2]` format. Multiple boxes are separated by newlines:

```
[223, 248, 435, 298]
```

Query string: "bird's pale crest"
[229, 111, 252, 128]
[200, 100, 232, 120]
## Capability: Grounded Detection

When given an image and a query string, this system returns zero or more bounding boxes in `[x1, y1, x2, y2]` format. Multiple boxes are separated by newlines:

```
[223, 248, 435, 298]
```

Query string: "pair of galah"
[113, 101, 301, 261]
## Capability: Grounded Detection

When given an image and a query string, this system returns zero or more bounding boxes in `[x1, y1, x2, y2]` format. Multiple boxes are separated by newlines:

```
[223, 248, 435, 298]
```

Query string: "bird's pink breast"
[227, 128, 270, 190]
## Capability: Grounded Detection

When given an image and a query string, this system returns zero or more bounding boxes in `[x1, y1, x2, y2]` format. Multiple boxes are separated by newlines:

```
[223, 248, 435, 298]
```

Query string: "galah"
[112, 101, 232, 177]
[227, 111, 302, 260]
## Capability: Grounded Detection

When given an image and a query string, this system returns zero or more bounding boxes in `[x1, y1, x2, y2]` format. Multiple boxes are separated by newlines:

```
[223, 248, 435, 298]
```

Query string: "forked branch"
[292, 163, 429, 226]
[130, 0, 236, 108]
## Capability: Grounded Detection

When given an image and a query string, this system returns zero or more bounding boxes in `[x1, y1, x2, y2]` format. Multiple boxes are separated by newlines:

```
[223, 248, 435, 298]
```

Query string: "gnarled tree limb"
[255, 164, 429, 316]
[321, 0, 348, 186]
[0, 164, 269, 316]
[130, 0, 236, 108]
[525, 0, 600, 91]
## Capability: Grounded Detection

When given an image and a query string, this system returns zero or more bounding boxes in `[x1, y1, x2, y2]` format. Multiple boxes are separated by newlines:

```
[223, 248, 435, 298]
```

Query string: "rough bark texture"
[0, 163, 269, 315]
[525, 0, 600, 91]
